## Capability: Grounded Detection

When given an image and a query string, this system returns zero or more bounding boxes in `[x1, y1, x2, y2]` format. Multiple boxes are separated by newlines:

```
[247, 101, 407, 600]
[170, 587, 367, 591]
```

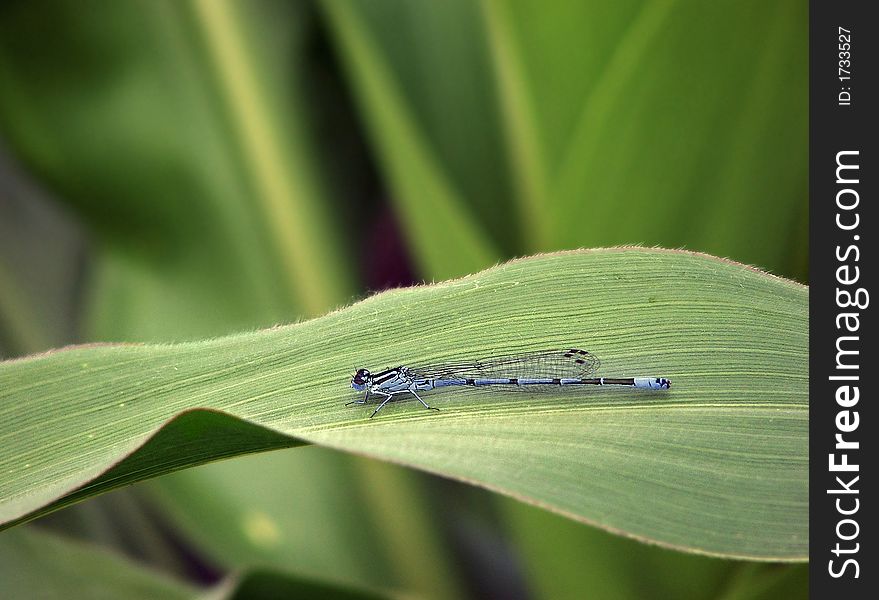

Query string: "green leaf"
[319, 0, 807, 281]
[217, 570, 392, 600]
[500, 496, 808, 600]
[150, 448, 463, 598]
[0, 0, 353, 340]
[0, 527, 197, 600]
[320, 0, 502, 278]
[0, 249, 807, 559]
[501, 497, 730, 600]
[0, 527, 394, 600]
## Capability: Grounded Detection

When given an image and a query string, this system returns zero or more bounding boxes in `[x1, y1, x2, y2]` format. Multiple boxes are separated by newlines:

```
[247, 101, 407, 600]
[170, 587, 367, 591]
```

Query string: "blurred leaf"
[714, 563, 808, 600]
[0, 527, 196, 600]
[0, 148, 85, 356]
[150, 447, 462, 597]
[0, 0, 352, 341]
[320, 0, 807, 281]
[36, 488, 201, 581]
[1, 249, 807, 558]
[320, 0, 502, 279]
[0, 527, 395, 600]
[502, 496, 729, 600]
[501, 495, 806, 600]
[212, 568, 391, 600]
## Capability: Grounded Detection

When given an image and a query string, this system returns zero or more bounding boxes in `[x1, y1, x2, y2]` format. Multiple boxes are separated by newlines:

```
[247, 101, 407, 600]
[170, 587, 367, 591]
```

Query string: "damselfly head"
[351, 368, 371, 390]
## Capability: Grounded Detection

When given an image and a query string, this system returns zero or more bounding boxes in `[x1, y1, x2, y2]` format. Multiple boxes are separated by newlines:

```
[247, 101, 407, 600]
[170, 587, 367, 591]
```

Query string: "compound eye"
[353, 369, 369, 385]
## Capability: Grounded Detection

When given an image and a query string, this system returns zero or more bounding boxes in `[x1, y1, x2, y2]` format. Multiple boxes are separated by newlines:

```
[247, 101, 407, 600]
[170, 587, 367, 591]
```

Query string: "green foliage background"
[0, 1, 807, 598]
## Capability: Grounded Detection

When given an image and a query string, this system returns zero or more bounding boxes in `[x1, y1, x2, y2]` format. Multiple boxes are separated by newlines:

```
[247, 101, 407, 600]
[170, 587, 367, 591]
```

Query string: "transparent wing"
[407, 348, 600, 380]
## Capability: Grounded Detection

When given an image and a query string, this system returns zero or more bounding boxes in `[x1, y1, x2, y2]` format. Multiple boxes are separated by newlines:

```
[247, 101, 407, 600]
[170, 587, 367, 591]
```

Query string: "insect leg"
[369, 391, 394, 419]
[408, 387, 440, 412]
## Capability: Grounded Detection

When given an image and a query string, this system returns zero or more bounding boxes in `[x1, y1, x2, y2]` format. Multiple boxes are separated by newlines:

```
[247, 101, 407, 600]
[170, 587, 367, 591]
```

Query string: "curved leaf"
[0, 249, 807, 559]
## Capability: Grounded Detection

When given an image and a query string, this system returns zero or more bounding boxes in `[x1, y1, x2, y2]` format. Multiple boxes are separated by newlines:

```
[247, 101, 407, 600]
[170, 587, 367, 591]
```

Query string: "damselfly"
[348, 348, 671, 418]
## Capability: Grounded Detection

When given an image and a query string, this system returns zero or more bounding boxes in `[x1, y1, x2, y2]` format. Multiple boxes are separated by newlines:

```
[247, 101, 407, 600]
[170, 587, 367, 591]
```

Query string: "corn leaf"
[0, 249, 807, 559]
